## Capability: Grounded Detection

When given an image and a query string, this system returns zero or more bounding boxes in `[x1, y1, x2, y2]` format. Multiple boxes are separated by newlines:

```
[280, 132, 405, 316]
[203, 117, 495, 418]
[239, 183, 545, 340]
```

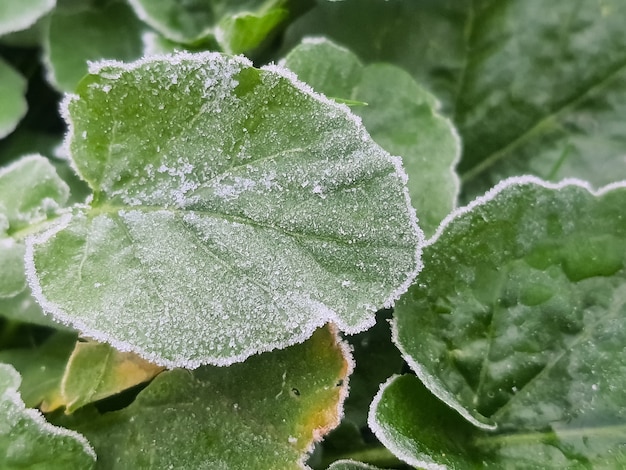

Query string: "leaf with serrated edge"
[386, 176, 626, 466]
[60, 341, 164, 413]
[283, 37, 460, 237]
[55, 326, 351, 469]
[0, 0, 55, 36]
[0, 58, 27, 139]
[26, 52, 422, 368]
[0, 363, 96, 469]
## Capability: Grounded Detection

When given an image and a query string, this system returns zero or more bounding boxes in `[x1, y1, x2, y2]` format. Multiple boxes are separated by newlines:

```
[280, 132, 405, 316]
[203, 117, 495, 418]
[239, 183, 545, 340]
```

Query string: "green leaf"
[369, 375, 488, 469]
[26, 52, 421, 368]
[283, 38, 459, 237]
[383, 177, 626, 466]
[0, 332, 76, 411]
[128, 0, 288, 52]
[327, 460, 382, 470]
[0, 0, 55, 36]
[60, 341, 164, 413]
[283, 0, 626, 197]
[0, 155, 69, 299]
[0, 58, 27, 139]
[217, 7, 288, 54]
[55, 326, 351, 469]
[44, 0, 144, 92]
[0, 363, 96, 469]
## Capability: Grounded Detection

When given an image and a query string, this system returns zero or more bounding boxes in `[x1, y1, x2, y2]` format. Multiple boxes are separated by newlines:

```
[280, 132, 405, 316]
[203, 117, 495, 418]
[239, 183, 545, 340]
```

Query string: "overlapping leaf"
[0, 155, 69, 302]
[127, 0, 288, 53]
[60, 341, 164, 413]
[0, 0, 55, 36]
[0, 332, 76, 411]
[283, 0, 626, 196]
[55, 326, 351, 469]
[374, 177, 626, 467]
[0, 363, 96, 469]
[26, 52, 421, 367]
[44, 0, 144, 92]
[283, 38, 459, 237]
[0, 58, 27, 139]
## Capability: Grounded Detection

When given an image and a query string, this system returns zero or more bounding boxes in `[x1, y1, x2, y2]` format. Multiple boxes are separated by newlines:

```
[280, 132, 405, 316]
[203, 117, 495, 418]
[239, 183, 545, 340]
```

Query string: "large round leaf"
[379, 177, 626, 467]
[26, 52, 421, 367]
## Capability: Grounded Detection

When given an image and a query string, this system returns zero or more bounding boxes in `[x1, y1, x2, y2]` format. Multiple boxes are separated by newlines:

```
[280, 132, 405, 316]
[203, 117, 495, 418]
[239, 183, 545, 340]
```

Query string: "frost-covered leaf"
[327, 460, 382, 470]
[283, 38, 459, 237]
[55, 326, 351, 469]
[283, 0, 626, 196]
[0, 0, 55, 36]
[0, 58, 27, 139]
[128, 0, 288, 53]
[0, 363, 96, 469]
[0, 332, 76, 411]
[44, 0, 144, 92]
[384, 177, 626, 466]
[60, 341, 164, 413]
[26, 52, 421, 367]
[0, 155, 69, 299]
[369, 375, 488, 469]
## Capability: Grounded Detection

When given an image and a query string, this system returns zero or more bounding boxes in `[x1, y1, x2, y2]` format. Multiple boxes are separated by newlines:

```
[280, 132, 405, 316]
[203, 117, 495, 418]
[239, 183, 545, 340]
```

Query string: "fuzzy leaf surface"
[56, 326, 351, 469]
[386, 177, 626, 466]
[44, 0, 144, 92]
[283, 38, 459, 237]
[0, 58, 27, 139]
[0, 363, 96, 469]
[0, 155, 69, 299]
[27, 52, 420, 368]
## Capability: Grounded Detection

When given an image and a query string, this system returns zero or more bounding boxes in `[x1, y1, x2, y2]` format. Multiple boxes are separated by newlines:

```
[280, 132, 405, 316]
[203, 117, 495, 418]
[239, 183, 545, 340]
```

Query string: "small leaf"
[27, 52, 421, 367]
[55, 326, 351, 469]
[0, 155, 69, 300]
[0, 0, 55, 36]
[0, 363, 96, 469]
[0, 332, 76, 411]
[44, 0, 144, 92]
[283, 38, 460, 237]
[327, 460, 383, 470]
[383, 177, 626, 466]
[216, 7, 288, 54]
[128, 0, 287, 51]
[0, 58, 27, 139]
[60, 341, 164, 413]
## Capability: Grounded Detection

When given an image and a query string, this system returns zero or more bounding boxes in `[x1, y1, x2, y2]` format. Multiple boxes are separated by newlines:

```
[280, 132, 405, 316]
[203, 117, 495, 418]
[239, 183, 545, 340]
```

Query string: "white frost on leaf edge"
[261, 60, 425, 311]
[0, 363, 97, 461]
[391, 174, 626, 432]
[367, 375, 448, 470]
[426, 175, 626, 247]
[31, 52, 423, 368]
[298, 324, 355, 470]
[327, 460, 382, 470]
[390, 319, 496, 431]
